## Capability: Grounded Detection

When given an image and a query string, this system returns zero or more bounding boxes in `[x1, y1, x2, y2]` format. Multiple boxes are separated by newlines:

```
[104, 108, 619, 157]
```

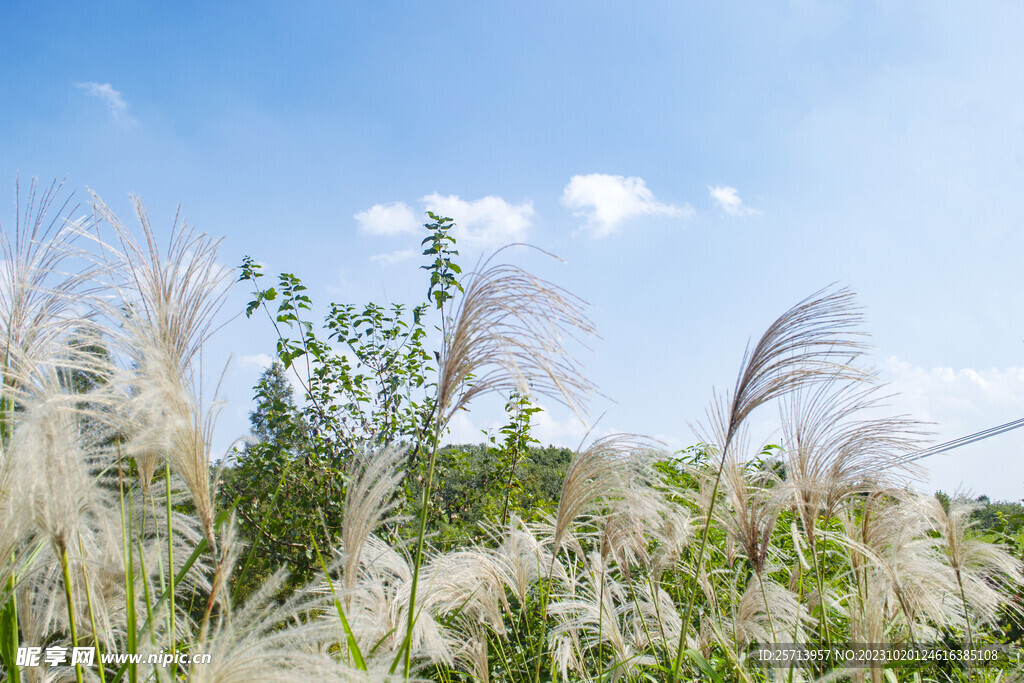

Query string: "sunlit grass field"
[0, 180, 1021, 682]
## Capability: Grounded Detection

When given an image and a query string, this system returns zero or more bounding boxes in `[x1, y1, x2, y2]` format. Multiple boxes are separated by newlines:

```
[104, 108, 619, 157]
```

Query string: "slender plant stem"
[165, 463, 177, 679]
[1, 566, 20, 683]
[402, 418, 442, 678]
[671, 446, 731, 681]
[810, 536, 831, 649]
[956, 569, 972, 648]
[500, 446, 521, 527]
[77, 532, 106, 682]
[59, 544, 84, 683]
[755, 570, 777, 645]
[626, 579, 658, 674]
[532, 554, 556, 683]
[646, 575, 671, 677]
[118, 447, 138, 683]
[596, 564, 606, 674]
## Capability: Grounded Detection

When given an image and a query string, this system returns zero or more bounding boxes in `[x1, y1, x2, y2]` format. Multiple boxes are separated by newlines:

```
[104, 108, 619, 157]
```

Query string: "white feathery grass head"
[453, 619, 490, 683]
[321, 533, 410, 662]
[484, 514, 569, 603]
[0, 348, 211, 654]
[548, 552, 639, 678]
[326, 535, 464, 670]
[732, 576, 808, 648]
[8, 383, 125, 654]
[599, 464, 692, 579]
[713, 447, 789, 577]
[436, 251, 597, 429]
[924, 494, 1024, 627]
[780, 374, 926, 548]
[427, 548, 510, 627]
[384, 545, 516, 670]
[648, 500, 694, 582]
[192, 570, 380, 683]
[339, 446, 406, 592]
[550, 632, 584, 683]
[680, 441, 782, 575]
[552, 434, 658, 557]
[340, 536, 532, 672]
[89, 194, 231, 547]
[89, 193, 230, 378]
[0, 439, 25, 595]
[15, 560, 70, 654]
[124, 472, 215, 614]
[838, 492, 959, 641]
[600, 491, 660, 576]
[623, 581, 682, 653]
[703, 285, 869, 461]
[10, 369, 105, 554]
[0, 177, 92, 385]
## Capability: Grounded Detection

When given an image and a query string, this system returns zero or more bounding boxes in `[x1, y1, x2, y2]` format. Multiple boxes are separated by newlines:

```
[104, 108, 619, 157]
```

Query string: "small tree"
[226, 214, 461, 591]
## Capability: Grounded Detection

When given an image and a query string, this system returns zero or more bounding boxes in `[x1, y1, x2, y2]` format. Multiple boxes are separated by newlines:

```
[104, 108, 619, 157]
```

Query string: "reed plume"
[781, 375, 925, 550]
[552, 435, 657, 557]
[732, 576, 807, 649]
[924, 493, 1024, 643]
[192, 570, 377, 683]
[405, 247, 599, 677]
[90, 194, 230, 549]
[338, 446, 406, 594]
[0, 178, 91, 388]
[715, 442, 788, 579]
[485, 514, 567, 604]
[435, 252, 597, 428]
[706, 285, 868, 459]
[600, 465, 691, 581]
[673, 286, 870, 678]
[839, 492, 956, 644]
[548, 551, 642, 680]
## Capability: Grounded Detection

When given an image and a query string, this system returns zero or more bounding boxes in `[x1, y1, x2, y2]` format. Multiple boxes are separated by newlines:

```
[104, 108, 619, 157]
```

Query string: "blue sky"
[4, 2, 1024, 498]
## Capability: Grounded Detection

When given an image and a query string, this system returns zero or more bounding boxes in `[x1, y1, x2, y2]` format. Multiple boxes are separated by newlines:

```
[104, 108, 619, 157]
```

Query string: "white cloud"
[442, 401, 590, 449]
[238, 353, 275, 371]
[882, 357, 1024, 500]
[531, 405, 591, 447]
[444, 410, 486, 445]
[561, 174, 692, 238]
[421, 193, 533, 248]
[354, 202, 420, 236]
[325, 268, 352, 297]
[356, 194, 533, 249]
[370, 248, 416, 266]
[75, 82, 133, 122]
[708, 185, 761, 216]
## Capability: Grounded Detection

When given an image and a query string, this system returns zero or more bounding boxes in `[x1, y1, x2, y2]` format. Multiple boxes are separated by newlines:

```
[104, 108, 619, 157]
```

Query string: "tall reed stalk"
[672, 286, 866, 681]
[58, 544, 84, 683]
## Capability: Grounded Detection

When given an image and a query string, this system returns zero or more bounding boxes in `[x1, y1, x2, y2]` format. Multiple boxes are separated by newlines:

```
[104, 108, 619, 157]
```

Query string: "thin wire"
[905, 416, 1024, 462]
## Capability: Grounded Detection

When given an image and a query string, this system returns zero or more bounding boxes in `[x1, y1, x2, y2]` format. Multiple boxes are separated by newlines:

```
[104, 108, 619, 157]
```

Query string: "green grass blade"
[111, 504, 234, 683]
[0, 573, 19, 683]
[312, 537, 366, 670]
[681, 648, 725, 683]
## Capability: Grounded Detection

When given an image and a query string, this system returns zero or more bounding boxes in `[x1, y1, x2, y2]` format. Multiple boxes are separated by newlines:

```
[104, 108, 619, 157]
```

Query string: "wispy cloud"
[369, 248, 416, 266]
[75, 82, 133, 123]
[443, 401, 591, 448]
[883, 357, 1024, 499]
[238, 353, 275, 371]
[421, 193, 533, 248]
[355, 194, 534, 251]
[562, 173, 692, 238]
[325, 268, 353, 297]
[354, 202, 420, 236]
[708, 185, 761, 216]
